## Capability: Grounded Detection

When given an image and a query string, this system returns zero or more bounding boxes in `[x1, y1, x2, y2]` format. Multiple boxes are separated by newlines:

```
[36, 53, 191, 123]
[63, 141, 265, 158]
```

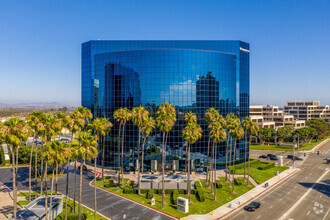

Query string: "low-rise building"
[250, 105, 305, 129]
[284, 101, 330, 122]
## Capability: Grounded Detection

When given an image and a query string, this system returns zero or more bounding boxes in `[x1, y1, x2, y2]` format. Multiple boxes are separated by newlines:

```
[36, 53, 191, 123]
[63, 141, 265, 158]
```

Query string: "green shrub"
[171, 190, 179, 205]
[191, 189, 196, 194]
[0, 146, 5, 165]
[104, 179, 114, 188]
[123, 186, 135, 194]
[216, 180, 222, 188]
[194, 181, 205, 202]
[178, 189, 187, 194]
[140, 189, 149, 194]
[146, 189, 154, 199]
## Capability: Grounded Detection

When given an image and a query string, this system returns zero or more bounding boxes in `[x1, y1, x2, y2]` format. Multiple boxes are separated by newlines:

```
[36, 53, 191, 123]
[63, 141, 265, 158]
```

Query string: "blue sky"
[0, 0, 329, 106]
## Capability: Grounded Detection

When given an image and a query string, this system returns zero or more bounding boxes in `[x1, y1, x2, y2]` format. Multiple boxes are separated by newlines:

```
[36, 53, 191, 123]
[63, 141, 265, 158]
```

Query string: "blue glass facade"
[82, 40, 249, 171]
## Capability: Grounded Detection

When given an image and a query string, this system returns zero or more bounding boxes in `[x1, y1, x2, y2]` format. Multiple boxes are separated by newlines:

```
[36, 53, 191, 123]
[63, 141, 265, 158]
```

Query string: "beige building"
[284, 101, 330, 122]
[250, 105, 305, 129]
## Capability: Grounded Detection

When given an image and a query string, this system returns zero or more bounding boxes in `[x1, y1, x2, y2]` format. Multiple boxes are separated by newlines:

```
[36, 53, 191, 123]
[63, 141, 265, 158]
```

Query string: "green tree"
[156, 102, 176, 208]
[228, 118, 244, 194]
[246, 121, 259, 186]
[209, 121, 226, 201]
[307, 119, 330, 140]
[113, 108, 131, 184]
[131, 106, 149, 195]
[276, 126, 294, 143]
[241, 117, 251, 181]
[182, 114, 202, 202]
[204, 108, 218, 185]
[141, 116, 155, 174]
[76, 131, 98, 220]
[225, 113, 237, 184]
[0, 145, 5, 165]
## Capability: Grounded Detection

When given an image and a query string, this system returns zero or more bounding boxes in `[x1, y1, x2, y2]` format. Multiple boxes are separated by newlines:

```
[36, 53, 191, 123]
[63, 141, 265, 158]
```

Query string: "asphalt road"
[225, 140, 330, 220]
[0, 166, 174, 220]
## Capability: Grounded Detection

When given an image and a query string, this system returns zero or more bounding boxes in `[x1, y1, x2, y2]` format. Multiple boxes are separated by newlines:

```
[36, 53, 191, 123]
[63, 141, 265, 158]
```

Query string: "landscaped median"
[250, 136, 330, 151]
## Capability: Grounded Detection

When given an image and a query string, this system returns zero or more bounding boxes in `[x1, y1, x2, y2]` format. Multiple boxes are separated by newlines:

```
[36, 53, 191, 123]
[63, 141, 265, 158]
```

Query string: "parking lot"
[250, 150, 308, 167]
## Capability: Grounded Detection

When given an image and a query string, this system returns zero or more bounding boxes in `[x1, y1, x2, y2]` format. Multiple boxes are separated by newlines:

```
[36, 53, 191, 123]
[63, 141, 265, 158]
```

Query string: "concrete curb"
[305, 138, 330, 153]
[90, 171, 179, 220]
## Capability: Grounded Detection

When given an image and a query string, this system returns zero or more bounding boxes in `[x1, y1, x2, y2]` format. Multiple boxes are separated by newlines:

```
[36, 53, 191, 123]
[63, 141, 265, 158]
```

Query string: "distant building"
[284, 101, 330, 122]
[250, 105, 305, 129]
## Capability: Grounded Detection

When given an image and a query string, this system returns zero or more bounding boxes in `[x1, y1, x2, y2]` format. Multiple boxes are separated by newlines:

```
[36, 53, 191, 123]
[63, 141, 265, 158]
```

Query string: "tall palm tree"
[182, 115, 202, 202]
[184, 112, 197, 178]
[209, 121, 226, 201]
[88, 117, 113, 219]
[141, 116, 155, 174]
[26, 111, 44, 202]
[246, 121, 259, 186]
[204, 108, 218, 185]
[225, 113, 235, 183]
[113, 108, 131, 184]
[131, 106, 149, 195]
[241, 117, 251, 181]
[76, 131, 98, 220]
[228, 119, 244, 193]
[64, 109, 85, 213]
[156, 102, 176, 208]
[2, 117, 29, 220]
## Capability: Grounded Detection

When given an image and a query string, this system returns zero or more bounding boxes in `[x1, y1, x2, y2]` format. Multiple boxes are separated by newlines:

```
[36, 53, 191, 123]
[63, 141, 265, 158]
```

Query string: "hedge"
[104, 179, 114, 188]
[171, 190, 179, 205]
[146, 189, 154, 199]
[216, 180, 222, 188]
[123, 186, 135, 194]
[194, 181, 205, 202]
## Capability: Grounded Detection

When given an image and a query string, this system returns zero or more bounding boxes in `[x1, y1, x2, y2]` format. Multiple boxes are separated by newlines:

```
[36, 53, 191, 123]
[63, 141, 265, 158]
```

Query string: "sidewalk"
[305, 138, 330, 153]
[185, 168, 300, 220]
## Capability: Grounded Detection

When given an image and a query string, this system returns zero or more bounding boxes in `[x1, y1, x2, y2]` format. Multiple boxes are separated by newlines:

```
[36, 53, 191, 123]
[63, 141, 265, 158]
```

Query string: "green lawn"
[250, 136, 330, 151]
[17, 200, 30, 206]
[231, 160, 289, 184]
[93, 176, 254, 218]
[17, 191, 62, 197]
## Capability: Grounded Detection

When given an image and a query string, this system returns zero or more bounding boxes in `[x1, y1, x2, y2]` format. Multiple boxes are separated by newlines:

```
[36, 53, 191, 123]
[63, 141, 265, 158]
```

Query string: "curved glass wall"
[82, 41, 250, 172]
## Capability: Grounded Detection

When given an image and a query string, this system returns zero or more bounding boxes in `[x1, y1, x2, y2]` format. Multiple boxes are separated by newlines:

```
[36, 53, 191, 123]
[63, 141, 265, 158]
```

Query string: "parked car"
[244, 201, 261, 211]
[259, 155, 268, 159]
[34, 140, 44, 146]
[269, 156, 278, 161]
[78, 165, 87, 171]
[267, 154, 277, 158]
[60, 138, 70, 143]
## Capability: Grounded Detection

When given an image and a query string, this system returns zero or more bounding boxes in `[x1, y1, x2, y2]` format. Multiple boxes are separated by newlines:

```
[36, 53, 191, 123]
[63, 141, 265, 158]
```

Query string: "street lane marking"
[307, 211, 310, 215]
[279, 170, 329, 220]
[323, 208, 330, 220]
[256, 215, 261, 219]
[269, 205, 273, 209]
[320, 195, 322, 198]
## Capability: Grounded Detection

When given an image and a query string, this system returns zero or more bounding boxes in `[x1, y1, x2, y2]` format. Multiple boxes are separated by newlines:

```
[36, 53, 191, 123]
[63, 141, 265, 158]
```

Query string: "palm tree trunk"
[187, 143, 191, 202]
[141, 137, 146, 174]
[244, 131, 247, 180]
[73, 160, 77, 213]
[49, 166, 55, 220]
[225, 136, 229, 182]
[94, 156, 97, 220]
[117, 123, 122, 186]
[232, 139, 237, 193]
[44, 161, 48, 220]
[78, 158, 84, 220]
[214, 143, 217, 201]
[65, 157, 70, 220]
[229, 137, 233, 184]
[121, 123, 125, 180]
[101, 133, 106, 181]
[11, 146, 17, 220]
[16, 148, 18, 189]
[247, 138, 251, 186]
[161, 132, 165, 209]
[34, 143, 38, 200]
[210, 142, 214, 194]
[29, 138, 35, 202]
[55, 164, 58, 195]
[206, 137, 210, 185]
[40, 147, 44, 195]
[138, 129, 141, 195]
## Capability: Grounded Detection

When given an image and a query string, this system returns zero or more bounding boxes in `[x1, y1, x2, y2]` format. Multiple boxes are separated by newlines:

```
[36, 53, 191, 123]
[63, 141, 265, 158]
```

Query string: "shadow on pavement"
[298, 180, 330, 197]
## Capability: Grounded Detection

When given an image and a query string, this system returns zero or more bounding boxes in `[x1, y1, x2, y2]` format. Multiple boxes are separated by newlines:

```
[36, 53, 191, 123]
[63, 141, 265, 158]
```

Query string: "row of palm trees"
[1, 107, 113, 220]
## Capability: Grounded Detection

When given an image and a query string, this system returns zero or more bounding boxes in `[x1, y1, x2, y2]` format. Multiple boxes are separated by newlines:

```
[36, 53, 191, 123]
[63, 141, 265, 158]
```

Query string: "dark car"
[34, 140, 44, 146]
[267, 154, 277, 158]
[269, 156, 278, 161]
[294, 156, 303, 161]
[78, 165, 87, 171]
[287, 155, 303, 161]
[60, 138, 70, 143]
[325, 157, 330, 164]
[244, 201, 261, 211]
[259, 155, 268, 159]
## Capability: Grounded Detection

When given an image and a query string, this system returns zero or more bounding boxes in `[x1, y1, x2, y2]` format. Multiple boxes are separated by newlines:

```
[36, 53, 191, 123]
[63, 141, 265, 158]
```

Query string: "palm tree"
[2, 117, 29, 220]
[88, 117, 113, 219]
[228, 119, 244, 193]
[209, 121, 226, 201]
[26, 111, 44, 202]
[76, 131, 98, 220]
[225, 113, 235, 183]
[241, 117, 251, 181]
[204, 108, 218, 185]
[246, 121, 259, 186]
[156, 102, 176, 208]
[182, 115, 202, 202]
[141, 116, 155, 174]
[113, 108, 131, 184]
[131, 106, 149, 195]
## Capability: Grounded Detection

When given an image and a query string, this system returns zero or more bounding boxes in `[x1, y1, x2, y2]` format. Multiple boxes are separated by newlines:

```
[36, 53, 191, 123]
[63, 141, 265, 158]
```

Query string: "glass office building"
[82, 40, 250, 172]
